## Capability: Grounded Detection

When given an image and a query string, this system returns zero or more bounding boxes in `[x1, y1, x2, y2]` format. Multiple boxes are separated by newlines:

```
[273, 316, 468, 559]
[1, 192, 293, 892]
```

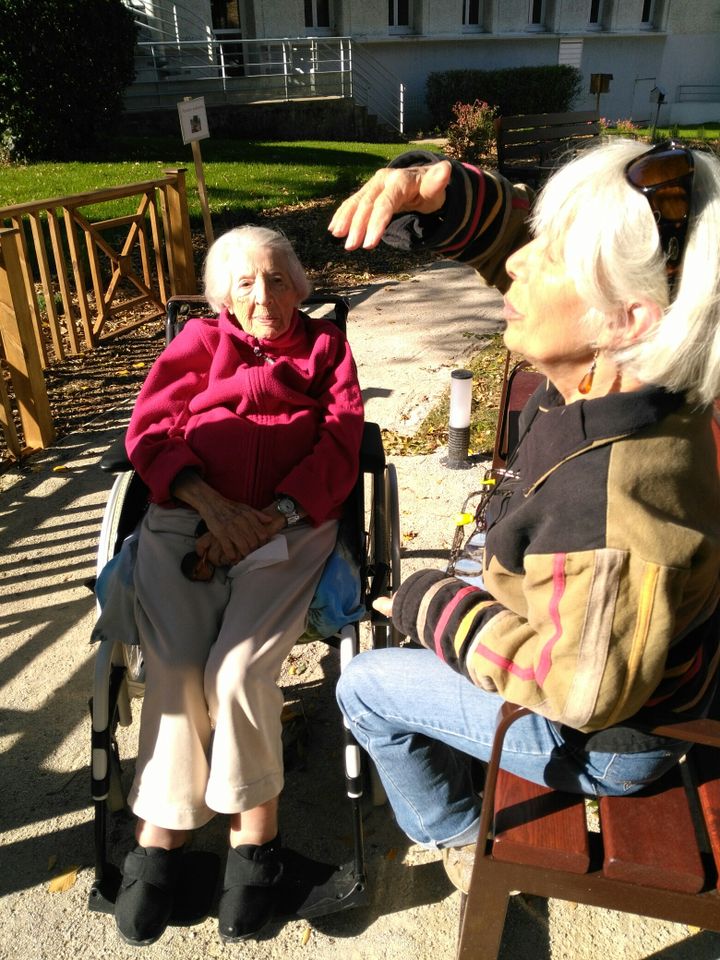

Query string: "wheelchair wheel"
[96, 470, 147, 688]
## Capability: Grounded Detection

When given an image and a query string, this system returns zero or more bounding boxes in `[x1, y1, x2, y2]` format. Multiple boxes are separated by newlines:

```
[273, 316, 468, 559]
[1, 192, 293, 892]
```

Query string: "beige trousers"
[127, 504, 337, 831]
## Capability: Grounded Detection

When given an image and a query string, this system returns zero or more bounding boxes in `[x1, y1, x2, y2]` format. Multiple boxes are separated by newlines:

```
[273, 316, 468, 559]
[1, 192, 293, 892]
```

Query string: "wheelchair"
[88, 293, 401, 918]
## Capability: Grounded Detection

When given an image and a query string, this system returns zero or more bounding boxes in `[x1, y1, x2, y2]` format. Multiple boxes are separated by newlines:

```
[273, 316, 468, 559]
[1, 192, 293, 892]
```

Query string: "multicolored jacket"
[386, 153, 720, 749]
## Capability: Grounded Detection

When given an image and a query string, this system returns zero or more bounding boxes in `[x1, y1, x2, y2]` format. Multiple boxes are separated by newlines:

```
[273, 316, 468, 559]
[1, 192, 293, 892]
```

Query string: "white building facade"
[125, 1, 720, 131]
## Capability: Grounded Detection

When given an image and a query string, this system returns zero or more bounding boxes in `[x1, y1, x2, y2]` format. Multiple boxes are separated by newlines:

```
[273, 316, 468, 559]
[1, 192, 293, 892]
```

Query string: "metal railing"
[126, 34, 404, 136]
[350, 42, 405, 135]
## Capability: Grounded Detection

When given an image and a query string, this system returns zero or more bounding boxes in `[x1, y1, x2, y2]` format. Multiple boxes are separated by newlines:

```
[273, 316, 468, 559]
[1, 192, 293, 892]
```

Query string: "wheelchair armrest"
[360, 422, 386, 475]
[100, 433, 132, 473]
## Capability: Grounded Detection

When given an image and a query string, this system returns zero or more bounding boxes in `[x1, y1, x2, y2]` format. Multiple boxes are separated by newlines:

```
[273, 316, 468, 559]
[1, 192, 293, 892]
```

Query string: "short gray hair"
[203, 225, 312, 313]
[533, 139, 720, 405]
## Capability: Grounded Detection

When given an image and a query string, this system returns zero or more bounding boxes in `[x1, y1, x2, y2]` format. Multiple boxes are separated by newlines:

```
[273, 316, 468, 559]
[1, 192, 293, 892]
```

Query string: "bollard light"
[447, 368, 473, 468]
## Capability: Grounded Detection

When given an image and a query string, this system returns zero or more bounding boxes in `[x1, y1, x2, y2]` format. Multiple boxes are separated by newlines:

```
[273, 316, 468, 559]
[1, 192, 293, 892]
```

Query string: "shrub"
[614, 118, 638, 136]
[444, 100, 499, 164]
[426, 65, 582, 131]
[0, 0, 136, 161]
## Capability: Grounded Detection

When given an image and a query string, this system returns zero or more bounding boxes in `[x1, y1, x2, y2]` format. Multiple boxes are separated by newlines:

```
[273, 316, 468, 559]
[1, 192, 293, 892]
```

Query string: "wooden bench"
[456, 358, 720, 958]
[494, 110, 601, 188]
[457, 703, 720, 958]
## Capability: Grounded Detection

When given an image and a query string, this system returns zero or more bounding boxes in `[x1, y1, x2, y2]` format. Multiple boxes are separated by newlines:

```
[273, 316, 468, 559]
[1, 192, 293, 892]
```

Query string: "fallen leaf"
[52, 464, 68, 472]
[47, 854, 57, 871]
[48, 866, 79, 893]
[385, 848, 398, 861]
[301, 927, 312, 946]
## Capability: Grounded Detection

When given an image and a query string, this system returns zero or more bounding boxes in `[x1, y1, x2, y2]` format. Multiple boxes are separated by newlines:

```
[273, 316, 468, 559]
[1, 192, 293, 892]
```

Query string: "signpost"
[177, 96, 214, 246]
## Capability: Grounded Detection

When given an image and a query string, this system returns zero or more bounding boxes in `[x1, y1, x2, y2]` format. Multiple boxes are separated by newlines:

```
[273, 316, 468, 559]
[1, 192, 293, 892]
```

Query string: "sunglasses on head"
[624, 139, 694, 297]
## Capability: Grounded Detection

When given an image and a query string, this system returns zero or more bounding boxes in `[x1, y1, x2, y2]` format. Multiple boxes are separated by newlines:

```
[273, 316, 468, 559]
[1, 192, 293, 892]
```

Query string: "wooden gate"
[0, 169, 196, 460]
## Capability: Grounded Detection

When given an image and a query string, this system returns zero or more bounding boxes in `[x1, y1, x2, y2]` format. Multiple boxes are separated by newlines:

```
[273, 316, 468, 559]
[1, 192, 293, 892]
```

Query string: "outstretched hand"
[328, 160, 452, 251]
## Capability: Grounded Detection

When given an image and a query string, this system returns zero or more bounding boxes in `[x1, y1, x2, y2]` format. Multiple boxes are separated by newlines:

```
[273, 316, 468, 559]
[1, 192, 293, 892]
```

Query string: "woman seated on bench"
[114, 225, 363, 945]
[330, 141, 720, 891]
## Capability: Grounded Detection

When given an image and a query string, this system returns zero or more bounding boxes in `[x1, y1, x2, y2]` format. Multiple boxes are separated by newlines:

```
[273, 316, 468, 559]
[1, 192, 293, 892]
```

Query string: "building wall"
[126, 0, 720, 130]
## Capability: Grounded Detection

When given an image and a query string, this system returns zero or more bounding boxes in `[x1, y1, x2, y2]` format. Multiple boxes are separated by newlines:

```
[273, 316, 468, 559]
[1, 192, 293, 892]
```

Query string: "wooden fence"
[0, 170, 196, 460]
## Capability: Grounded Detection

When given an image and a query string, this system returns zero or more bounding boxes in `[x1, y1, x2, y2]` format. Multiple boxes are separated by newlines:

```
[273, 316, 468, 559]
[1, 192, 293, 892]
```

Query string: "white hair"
[203, 225, 312, 313]
[533, 139, 720, 405]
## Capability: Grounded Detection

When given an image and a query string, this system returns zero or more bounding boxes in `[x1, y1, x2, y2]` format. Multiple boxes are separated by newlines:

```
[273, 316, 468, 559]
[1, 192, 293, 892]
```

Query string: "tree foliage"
[0, 0, 136, 161]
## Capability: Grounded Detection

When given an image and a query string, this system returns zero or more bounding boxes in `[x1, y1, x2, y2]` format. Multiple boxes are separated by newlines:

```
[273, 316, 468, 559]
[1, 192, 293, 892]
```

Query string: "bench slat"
[501, 124, 599, 149]
[692, 745, 720, 889]
[492, 770, 590, 873]
[498, 110, 599, 130]
[600, 766, 705, 893]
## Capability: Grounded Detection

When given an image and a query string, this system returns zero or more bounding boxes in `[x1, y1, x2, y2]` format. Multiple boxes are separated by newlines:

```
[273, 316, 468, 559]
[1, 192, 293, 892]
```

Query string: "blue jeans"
[336, 648, 691, 848]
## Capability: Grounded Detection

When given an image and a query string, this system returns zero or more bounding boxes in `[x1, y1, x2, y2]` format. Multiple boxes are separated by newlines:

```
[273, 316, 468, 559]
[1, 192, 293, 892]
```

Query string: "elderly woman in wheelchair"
[112, 225, 364, 946]
[330, 140, 720, 891]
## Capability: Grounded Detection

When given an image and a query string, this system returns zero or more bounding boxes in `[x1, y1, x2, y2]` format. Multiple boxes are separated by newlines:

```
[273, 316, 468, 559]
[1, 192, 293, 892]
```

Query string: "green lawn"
[605, 122, 720, 140]
[0, 137, 438, 222]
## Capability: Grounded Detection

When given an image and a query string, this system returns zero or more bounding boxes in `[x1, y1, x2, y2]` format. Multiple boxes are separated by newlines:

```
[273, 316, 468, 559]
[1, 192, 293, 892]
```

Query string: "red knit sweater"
[125, 308, 364, 524]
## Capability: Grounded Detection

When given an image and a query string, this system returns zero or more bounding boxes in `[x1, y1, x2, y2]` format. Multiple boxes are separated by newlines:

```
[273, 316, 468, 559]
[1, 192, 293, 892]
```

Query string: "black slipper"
[114, 845, 183, 946]
[218, 837, 283, 943]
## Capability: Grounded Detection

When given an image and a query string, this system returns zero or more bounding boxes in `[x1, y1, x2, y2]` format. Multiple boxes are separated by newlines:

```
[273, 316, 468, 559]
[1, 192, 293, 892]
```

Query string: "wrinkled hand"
[170, 469, 278, 565]
[196, 499, 275, 565]
[328, 160, 452, 251]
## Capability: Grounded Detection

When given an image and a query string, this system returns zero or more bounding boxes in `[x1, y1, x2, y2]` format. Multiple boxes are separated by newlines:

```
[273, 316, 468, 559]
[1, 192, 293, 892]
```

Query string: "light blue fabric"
[336, 647, 692, 849]
[300, 534, 364, 642]
[91, 530, 140, 645]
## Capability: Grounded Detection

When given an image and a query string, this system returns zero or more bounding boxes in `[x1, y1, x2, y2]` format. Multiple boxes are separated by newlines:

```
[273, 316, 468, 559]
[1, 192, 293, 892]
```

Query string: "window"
[587, 0, 605, 29]
[529, 0, 543, 25]
[640, 0, 657, 29]
[305, 0, 331, 29]
[463, 0, 481, 27]
[526, 0, 545, 30]
[389, 0, 411, 29]
[211, 0, 241, 31]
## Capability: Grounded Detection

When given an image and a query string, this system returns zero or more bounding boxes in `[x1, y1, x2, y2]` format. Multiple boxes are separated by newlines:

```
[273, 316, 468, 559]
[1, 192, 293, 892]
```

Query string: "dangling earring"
[578, 350, 599, 395]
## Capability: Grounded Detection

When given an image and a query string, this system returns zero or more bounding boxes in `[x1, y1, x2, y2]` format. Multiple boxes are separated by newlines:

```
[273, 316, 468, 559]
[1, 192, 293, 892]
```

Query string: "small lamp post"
[447, 369, 473, 469]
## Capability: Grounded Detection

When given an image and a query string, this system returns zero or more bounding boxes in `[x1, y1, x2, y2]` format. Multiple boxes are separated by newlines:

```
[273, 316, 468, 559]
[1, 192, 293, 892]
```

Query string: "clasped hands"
[196, 499, 285, 569]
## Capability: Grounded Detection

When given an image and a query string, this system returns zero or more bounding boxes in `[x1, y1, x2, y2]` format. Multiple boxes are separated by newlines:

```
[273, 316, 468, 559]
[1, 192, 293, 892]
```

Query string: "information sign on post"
[177, 97, 214, 246]
[178, 96, 210, 144]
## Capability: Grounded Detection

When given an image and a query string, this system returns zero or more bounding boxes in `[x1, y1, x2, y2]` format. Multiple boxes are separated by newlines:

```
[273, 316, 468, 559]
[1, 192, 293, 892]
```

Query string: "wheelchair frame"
[89, 294, 401, 915]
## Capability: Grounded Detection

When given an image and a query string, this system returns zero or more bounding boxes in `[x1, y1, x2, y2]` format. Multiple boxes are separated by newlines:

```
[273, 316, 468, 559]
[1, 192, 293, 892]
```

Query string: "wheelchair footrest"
[276, 853, 368, 920]
[88, 862, 122, 914]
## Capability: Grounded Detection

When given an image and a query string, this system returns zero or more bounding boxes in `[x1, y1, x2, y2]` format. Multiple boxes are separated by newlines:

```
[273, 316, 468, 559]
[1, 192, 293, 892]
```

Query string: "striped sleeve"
[392, 569, 503, 675]
[382, 151, 534, 293]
